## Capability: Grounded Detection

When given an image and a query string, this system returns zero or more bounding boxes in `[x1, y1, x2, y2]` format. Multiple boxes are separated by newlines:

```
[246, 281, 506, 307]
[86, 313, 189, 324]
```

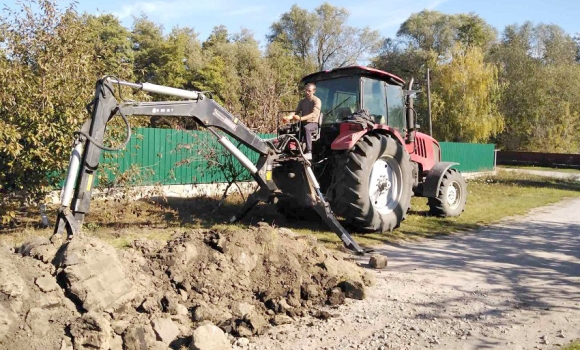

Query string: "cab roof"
[300, 66, 406, 87]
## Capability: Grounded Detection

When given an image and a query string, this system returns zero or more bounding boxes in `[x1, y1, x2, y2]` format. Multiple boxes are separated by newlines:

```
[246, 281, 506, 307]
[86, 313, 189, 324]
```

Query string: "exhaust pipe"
[406, 78, 416, 143]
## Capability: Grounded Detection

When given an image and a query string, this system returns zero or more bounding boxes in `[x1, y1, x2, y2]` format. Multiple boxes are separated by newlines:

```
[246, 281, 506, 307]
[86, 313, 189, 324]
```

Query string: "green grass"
[302, 169, 580, 249]
[561, 341, 580, 350]
[3, 170, 580, 250]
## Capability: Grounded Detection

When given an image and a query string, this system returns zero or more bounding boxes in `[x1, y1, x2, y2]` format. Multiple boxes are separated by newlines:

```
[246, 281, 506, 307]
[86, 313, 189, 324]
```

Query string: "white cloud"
[114, 1, 166, 20]
[226, 5, 265, 17]
[112, 1, 224, 21]
[105, 0, 273, 40]
[112, 0, 265, 22]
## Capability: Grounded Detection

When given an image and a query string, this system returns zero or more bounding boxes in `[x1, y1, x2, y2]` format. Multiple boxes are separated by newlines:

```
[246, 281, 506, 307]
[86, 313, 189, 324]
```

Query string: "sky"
[2, 0, 579, 44]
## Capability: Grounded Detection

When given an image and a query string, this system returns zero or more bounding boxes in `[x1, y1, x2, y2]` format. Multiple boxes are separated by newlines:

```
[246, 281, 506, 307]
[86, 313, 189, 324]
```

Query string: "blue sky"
[2, 0, 579, 44]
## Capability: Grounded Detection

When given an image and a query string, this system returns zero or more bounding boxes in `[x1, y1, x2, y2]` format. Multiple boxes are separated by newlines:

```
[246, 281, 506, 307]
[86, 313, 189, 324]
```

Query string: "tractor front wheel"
[427, 168, 467, 217]
[329, 134, 413, 232]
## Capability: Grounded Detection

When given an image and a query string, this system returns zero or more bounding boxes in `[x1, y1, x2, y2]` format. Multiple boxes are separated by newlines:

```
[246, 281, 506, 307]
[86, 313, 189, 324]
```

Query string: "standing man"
[282, 83, 321, 160]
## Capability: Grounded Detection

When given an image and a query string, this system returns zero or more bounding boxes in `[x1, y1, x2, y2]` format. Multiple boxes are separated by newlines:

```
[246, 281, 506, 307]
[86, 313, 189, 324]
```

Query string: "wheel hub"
[377, 176, 392, 193]
[446, 181, 461, 209]
[447, 185, 457, 203]
[368, 157, 401, 215]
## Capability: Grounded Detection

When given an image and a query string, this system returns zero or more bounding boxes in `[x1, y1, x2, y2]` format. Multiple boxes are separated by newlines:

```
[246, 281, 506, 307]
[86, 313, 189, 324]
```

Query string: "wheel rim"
[368, 156, 402, 215]
[446, 181, 462, 209]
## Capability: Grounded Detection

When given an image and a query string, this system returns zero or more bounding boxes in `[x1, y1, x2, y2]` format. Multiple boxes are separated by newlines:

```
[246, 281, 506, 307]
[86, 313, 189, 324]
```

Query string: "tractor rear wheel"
[329, 134, 413, 232]
[427, 168, 467, 217]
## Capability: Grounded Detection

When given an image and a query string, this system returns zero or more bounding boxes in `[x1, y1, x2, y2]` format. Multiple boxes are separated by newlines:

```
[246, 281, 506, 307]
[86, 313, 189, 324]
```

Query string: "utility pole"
[427, 68, 433, 136]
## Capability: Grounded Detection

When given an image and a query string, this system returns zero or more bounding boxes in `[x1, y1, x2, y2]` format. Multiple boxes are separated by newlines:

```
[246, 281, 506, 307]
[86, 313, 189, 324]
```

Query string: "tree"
[574, 33, 580, 62]
[431, 44, 504, 142]
[0, 0, 103, 223]
[131, 16, 165, 83]
[148, 26, 203, 129]
[378, 11, 497, 78]
[268, 5, 316, 65]
[196, 26, 241, 111]
[454, 13, 497, 49]
[156, 26, 202, 89]
[536, 24, 577, 65]
[397, 10, 456, 58]
[230, 30, 269, 122]
[202, 25, 230, 50]
[371, 37, 431, 80]
[82, 13, 134, 78]
[397, 10, 496, 55]
[313, 3, 381, 69]
[490, 22, 580, 151]
[529, 65, 580, 152]
[130, 17, 204, 129]
[198, 27, 288, 132]
[262, 41, 305, 131]
[268, 3, 382, 70]
[373, 11, 499, 139]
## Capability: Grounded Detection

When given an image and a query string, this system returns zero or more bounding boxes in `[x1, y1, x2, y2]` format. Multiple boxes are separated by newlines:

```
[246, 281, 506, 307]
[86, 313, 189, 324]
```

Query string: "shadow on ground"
[373, 218, 580, 314]
[149, 195, 331, 231]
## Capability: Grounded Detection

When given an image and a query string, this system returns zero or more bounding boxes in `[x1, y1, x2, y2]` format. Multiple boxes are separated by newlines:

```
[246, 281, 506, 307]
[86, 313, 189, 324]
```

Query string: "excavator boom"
[54, 77, 369, 254]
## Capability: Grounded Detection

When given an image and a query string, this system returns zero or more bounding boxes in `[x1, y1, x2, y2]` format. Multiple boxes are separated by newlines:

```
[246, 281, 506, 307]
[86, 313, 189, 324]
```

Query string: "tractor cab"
[301, 66, 409, 146]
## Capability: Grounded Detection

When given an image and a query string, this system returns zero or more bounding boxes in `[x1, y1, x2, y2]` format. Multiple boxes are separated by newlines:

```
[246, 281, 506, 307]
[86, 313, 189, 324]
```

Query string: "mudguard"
[331, 123, 404, 151]
[421, 162, 459, 198]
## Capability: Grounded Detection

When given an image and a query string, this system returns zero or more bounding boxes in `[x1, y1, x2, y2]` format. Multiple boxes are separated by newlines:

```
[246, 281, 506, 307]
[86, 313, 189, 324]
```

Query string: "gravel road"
[238, 198, 580, 350]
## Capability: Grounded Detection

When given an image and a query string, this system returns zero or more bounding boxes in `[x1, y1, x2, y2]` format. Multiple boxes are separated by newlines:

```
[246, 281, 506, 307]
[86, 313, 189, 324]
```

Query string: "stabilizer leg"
[311, 200, 370, 255]
[303, 164, 372, 255]
[229, 192, 263, 223]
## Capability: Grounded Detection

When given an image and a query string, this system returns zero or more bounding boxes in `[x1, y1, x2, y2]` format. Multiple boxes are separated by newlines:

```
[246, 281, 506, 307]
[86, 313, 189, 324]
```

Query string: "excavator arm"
[54, 77, 368, 254]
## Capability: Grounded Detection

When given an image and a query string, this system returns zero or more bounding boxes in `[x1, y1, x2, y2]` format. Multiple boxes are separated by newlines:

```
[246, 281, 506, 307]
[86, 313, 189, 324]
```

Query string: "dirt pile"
[0, 224, 373, 349]
[0, 239, 79, 350]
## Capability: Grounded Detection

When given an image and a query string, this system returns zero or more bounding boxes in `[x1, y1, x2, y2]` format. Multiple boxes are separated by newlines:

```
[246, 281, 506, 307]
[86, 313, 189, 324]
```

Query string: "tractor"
[276, 66, 467, 232]
[54, 67, 466, 255]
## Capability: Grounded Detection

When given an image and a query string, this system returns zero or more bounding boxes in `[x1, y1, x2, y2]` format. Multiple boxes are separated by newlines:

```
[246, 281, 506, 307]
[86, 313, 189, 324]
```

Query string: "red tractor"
[54, 68, 466, 255]
[277, 66, 467, 232]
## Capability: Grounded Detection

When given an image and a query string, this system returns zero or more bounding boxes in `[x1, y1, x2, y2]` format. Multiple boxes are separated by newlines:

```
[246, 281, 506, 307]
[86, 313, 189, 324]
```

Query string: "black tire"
[427, 168, 467, 217]
[329, 134, 413, 232]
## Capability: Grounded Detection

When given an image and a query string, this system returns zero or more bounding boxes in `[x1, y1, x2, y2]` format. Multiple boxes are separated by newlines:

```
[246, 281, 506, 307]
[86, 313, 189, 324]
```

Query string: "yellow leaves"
[431, 44, 505, 143]
[1, 210, 17, 225]
[0, 120, 23, 158]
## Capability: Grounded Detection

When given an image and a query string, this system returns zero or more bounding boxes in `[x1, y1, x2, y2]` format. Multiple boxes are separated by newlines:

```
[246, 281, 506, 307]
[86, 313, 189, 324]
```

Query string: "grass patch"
[274, 169, 580, 248]
[2, 170, 580, 250]
[562, 341, 580, 350]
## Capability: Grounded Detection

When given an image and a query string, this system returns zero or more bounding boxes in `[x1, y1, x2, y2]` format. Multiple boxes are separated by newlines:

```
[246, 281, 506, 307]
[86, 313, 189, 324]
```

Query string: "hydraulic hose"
[73, 108, 131, 151]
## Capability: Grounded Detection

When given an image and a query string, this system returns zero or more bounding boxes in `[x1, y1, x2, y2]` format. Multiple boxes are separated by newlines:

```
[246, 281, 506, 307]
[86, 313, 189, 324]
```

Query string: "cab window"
[314, 77, 360, 124]
[362, 78, 387, 124]
[386, 85, 405, 131]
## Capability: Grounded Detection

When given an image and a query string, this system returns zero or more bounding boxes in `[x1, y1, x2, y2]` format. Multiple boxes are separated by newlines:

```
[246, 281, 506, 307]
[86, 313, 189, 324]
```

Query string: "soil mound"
[0, 240, 79, 350]
[0, 224, 373, 349]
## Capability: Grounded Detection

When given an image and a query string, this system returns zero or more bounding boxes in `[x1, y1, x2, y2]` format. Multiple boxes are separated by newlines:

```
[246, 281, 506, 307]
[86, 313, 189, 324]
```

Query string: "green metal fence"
[99, 128, 264, 186]
[99, 128, 495, 186]
[440, 142, 495, 172]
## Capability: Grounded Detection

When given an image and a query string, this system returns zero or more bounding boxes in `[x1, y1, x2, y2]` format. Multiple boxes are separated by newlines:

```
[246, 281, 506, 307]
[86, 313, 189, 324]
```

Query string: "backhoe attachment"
[53, 77, 368, 255]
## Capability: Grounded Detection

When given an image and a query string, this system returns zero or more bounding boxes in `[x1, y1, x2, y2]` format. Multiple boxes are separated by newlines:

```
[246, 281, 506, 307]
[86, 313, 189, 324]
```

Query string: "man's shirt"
[295, 95, 321, 123]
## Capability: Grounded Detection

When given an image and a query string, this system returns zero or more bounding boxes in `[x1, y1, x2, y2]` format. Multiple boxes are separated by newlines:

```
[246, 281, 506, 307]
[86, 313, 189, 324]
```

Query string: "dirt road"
[241, 198, 580, 350]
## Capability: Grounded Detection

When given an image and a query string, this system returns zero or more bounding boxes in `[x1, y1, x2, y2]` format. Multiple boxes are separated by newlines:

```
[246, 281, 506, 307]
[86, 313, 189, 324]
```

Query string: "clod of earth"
[0, 224, 371, 349]
[369, 254, 388, 269]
